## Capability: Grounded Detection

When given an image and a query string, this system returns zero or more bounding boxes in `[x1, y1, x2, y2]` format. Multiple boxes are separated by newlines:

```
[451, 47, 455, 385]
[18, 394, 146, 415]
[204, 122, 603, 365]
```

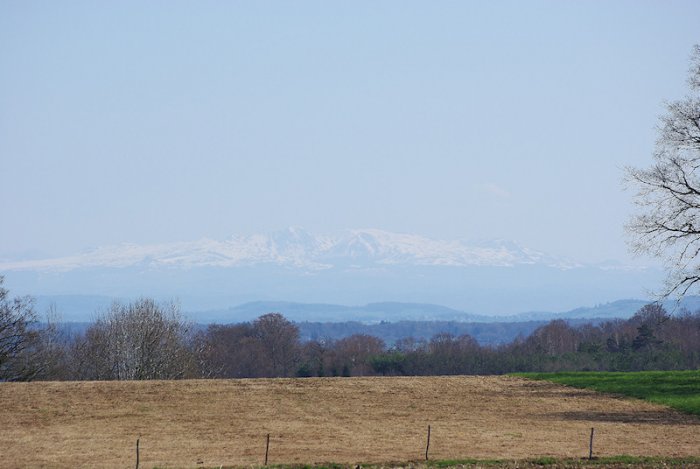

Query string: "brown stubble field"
[1, 376, 699, 468]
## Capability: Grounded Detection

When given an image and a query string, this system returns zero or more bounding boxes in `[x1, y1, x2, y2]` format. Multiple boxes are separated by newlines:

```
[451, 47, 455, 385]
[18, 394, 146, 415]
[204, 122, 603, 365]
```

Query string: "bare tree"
[0, 276, 41, 381]
[252, 313, 300, 377]
[72, 298, 194, 380]
[31, 304, 71, 380]
[626, 45, 700, 298]
[333, 334, 385, 376]
[525, 319, 579, 356]
[192, 323, 264, 378]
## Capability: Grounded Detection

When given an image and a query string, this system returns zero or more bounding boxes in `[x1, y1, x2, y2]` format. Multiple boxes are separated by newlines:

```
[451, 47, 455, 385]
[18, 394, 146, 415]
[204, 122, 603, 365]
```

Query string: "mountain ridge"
[0, 227, 586, 272]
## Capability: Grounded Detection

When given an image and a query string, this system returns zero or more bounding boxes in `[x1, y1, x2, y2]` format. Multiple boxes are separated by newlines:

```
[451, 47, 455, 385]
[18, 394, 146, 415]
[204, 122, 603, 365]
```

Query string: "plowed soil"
[1, 376, 698, 468]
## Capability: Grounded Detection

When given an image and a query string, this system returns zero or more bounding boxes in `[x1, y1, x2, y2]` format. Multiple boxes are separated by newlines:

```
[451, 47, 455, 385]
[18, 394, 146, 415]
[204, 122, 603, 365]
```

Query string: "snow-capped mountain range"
[2, 228, 663, 317]
[1, 228, 580, 272]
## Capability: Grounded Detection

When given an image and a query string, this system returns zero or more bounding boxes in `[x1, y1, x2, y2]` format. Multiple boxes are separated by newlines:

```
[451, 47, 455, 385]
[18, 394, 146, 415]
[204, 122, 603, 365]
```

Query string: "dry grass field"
[1, 376, 699, 468]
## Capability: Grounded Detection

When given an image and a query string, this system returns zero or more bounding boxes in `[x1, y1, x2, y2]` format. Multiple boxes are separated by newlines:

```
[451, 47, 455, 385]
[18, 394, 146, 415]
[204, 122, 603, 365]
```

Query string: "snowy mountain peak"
[0, 228, 580, 272]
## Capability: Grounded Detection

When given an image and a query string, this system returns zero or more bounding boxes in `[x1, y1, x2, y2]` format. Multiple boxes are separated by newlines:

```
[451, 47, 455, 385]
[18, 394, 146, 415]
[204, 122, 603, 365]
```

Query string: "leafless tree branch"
[626, 45, 700, 300]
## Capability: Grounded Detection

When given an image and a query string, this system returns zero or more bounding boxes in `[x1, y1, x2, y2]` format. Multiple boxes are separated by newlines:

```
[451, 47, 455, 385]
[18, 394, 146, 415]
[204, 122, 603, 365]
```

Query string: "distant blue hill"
[204, 300, 491, 323]
[33, 294, 700, 324]
[510, 296, 700, 321]
[193, 296, 700, 324]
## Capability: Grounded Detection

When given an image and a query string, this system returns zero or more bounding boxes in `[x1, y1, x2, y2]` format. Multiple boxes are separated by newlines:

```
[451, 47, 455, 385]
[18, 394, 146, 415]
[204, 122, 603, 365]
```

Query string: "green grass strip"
[513, 370, 700, 416]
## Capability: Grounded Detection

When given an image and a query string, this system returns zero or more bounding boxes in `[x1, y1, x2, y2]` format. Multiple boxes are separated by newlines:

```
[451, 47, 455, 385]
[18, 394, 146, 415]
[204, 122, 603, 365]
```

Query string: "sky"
[2, 1, 699, 264]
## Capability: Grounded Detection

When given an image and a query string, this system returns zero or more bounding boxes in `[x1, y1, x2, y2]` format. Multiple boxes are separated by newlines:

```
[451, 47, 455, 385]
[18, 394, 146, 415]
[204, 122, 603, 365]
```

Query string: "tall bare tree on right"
[626, 45, 700, 299]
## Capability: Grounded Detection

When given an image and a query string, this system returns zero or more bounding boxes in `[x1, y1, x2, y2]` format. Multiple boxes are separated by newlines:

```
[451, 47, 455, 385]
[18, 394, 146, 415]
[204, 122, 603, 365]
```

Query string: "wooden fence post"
[135, 438, 140, 469]
[588, 427, 594, 460]
[425, 425, 431, 461]
[265, 433, 270, 465]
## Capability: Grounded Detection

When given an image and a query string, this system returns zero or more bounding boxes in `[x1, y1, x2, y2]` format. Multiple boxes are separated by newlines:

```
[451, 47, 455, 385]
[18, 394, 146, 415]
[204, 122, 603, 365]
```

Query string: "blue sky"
[2, 1, 699, 263]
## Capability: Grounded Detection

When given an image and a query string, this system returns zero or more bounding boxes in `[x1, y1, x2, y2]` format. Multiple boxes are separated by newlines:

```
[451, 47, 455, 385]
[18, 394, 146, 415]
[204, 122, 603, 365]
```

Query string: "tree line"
[1, 277, 699, 381]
